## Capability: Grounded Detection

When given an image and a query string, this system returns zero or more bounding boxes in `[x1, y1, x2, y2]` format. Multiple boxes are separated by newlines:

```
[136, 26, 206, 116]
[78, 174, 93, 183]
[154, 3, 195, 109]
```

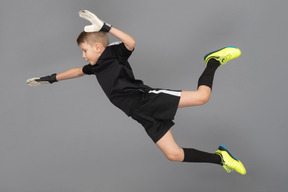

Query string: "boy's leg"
[178, 47, 241, 108]
[178, 58, 219, 108]
[156, 130, 221, 164]
[156, 130, 246, 175]
[178, 86, 211, 108]
[156, 130, 184, 161]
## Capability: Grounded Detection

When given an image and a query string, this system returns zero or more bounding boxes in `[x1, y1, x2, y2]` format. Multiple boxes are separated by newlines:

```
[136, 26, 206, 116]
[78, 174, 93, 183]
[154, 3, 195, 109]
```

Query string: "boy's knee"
[196, 86, 211, 105]
[198, 93, 210, 105]
[165, 150, 184, 162]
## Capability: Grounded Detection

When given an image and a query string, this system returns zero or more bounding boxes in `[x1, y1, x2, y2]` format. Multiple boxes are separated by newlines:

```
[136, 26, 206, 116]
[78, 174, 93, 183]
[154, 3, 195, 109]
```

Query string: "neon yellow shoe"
[215, 145, 246, 175]
[204, 47, 241, 66]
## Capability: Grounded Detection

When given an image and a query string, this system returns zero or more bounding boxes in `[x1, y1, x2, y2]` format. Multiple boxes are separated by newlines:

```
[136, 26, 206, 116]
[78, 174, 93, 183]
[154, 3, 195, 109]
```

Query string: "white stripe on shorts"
[149, 89, 181, 97]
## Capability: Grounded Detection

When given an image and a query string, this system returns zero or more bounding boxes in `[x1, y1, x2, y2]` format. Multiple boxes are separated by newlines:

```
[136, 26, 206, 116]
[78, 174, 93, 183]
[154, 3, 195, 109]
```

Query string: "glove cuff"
[50, 73, 58, 84]
[100, 23, 112, 33]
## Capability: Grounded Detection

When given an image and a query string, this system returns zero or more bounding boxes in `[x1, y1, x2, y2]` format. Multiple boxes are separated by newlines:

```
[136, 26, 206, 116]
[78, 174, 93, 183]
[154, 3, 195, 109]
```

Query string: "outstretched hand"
[27, 74, 57, 86]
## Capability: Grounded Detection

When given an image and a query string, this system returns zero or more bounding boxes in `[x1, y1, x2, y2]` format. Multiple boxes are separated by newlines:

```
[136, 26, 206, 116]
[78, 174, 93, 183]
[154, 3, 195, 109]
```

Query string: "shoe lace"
[222, 163, 233, 173]
[219, 54, 232, 64]
[216, 151, 234, 173]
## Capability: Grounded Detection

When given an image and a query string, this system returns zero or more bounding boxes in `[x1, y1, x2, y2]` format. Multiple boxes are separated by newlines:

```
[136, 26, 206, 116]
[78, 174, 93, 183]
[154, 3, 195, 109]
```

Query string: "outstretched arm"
[109, 27, 135, 51]
[79, 10, 135, 51]
[56, 67, 85, 81]
[27, 67, 85, 86]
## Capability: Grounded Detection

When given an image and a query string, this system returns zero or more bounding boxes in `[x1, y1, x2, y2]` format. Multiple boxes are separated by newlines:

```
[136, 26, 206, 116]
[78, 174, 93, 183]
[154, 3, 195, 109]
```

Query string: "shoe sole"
[218, 145, 239, 161]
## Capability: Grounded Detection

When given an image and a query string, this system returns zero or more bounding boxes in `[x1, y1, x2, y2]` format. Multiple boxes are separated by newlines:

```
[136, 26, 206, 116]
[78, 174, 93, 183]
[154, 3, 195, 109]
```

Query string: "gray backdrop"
[1, 0, 287, 192]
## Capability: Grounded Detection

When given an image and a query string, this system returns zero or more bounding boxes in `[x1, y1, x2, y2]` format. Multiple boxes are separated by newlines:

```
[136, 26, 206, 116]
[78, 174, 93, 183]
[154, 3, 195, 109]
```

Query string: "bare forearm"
[109, 27, 135, 51]
[56, 67, 85, 81]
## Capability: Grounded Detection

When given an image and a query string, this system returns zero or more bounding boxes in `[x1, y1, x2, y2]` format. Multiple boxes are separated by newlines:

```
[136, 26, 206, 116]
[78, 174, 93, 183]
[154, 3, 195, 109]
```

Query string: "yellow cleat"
[204, 47, 241, 66]
[215, 145, 246, 175]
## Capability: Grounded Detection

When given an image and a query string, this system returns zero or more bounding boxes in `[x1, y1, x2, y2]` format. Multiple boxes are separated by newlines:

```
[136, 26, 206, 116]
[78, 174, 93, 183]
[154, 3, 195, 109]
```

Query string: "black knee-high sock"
[182, 148, 222, 165]
[197, 59, 220, 89]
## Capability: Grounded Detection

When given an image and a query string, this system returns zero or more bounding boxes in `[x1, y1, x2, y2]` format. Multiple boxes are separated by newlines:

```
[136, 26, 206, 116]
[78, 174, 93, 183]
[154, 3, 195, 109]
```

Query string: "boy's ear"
[94, 42, 104, 52]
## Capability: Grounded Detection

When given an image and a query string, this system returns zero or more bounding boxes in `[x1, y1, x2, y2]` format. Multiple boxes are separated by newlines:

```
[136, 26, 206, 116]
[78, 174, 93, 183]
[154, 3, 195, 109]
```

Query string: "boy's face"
[79, 41, 103, 65]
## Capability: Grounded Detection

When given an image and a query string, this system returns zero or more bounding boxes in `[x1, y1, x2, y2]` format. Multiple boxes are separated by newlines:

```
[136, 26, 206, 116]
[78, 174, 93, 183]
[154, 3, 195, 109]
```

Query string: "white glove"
[27, 74, 58, 86]
[79, 10, 111, 33]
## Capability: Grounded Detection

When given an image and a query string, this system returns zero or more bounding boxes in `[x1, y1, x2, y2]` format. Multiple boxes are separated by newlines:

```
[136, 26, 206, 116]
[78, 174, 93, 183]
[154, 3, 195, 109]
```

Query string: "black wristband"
[50, 73, 58, 83]
[100, 23, 112, 33]
[37, 73, 58, 84]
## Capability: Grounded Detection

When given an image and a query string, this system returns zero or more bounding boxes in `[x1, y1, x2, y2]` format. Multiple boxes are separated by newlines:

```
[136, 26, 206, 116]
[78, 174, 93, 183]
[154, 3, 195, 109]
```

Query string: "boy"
[27, 10, 246, 175]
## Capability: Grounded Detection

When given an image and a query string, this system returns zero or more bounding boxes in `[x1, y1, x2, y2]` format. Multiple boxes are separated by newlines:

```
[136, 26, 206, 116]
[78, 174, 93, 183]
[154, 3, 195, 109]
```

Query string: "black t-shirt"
[82, 42, 151, 116]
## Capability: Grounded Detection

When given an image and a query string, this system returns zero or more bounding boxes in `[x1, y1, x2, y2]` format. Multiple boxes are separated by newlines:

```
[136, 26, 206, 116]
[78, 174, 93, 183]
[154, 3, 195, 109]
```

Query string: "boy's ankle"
[207, 59, 220, 68]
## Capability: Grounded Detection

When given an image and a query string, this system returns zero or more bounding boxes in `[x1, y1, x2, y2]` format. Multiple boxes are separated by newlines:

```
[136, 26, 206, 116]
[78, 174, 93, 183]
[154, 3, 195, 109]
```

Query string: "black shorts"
[130, 89, 181, 143]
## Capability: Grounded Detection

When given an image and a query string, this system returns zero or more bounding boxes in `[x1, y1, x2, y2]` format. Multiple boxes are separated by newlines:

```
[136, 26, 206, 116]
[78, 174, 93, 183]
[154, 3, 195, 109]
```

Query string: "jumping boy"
[27, 10, 246, 175]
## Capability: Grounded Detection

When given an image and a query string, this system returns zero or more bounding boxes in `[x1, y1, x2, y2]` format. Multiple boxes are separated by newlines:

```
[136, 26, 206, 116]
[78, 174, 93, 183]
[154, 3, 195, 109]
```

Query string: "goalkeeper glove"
[79, 10, 112, 33]
[27, 73, 57, 86]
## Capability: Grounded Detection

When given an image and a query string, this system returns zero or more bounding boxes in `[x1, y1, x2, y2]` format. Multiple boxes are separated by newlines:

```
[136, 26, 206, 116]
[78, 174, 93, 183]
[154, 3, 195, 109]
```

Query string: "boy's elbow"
[124, 38, 135, 51]
[132, 39, 136, 48]
[128, 38, 136, 51]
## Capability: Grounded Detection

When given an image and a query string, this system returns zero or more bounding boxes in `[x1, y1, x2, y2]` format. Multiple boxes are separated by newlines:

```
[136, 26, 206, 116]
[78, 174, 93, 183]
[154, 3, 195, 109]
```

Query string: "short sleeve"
[82, 64, 93, 75]
[109, 42, 134, 63]
[118, 42, 133, 61]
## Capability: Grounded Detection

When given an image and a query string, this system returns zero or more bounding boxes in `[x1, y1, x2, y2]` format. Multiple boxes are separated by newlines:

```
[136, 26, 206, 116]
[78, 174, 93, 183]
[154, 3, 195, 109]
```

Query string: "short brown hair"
[77, 31, 109, 47]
